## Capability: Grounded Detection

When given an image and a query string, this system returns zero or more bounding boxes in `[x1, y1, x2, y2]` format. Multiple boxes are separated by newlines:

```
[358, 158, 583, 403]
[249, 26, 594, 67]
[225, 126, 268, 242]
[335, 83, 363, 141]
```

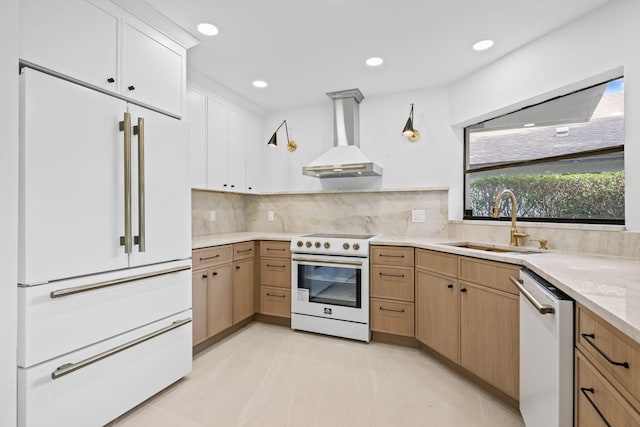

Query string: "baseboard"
[371, 331, 419, 348]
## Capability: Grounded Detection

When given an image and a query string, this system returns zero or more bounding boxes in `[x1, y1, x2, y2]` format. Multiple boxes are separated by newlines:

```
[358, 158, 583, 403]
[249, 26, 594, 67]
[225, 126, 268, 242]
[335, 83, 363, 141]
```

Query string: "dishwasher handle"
[510, 276, 555, 315]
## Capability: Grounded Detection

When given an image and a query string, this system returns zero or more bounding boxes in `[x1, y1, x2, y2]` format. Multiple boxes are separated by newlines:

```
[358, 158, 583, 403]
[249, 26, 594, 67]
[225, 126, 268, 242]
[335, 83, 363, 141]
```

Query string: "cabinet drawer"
[260, 240, 291, 258]
[18, 311, 192, 427]
[260, 258, 291, 288]
[371, 246, 414, 267]
[233, 241, 255, 261]
[192, 245, 232, 270]
[260, 286, 291, 318]
[576, 305, 640, 408]
[17, 262, 191, 368]
[576, 350, 640, 427]
[415, 249, 458, 277]
[371, 266, 414, 301]
[459, 257, 519, 295]
[371, 298, 415, 337]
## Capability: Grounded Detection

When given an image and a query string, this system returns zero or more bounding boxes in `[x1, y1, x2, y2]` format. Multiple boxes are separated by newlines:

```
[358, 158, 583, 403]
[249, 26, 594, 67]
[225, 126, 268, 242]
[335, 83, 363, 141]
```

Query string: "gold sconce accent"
[267, 119, 297, 152]
[402, 103, 420, 142]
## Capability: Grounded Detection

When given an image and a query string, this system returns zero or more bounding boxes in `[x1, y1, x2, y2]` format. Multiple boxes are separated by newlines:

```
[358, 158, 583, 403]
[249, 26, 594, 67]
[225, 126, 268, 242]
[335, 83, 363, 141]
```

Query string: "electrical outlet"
[411, 209, 426, 223]
[209, 210, 216, 221]
[268, 211, 274, 222]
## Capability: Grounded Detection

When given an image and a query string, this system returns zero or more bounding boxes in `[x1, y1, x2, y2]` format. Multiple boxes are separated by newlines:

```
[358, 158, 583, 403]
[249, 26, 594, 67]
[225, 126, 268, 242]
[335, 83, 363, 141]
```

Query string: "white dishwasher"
[511, 269, 574, 427]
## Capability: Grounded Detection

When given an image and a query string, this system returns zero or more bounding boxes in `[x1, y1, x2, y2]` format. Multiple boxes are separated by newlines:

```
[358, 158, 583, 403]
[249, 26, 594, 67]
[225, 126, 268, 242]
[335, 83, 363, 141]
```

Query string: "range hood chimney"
[302, 89, 383, 178]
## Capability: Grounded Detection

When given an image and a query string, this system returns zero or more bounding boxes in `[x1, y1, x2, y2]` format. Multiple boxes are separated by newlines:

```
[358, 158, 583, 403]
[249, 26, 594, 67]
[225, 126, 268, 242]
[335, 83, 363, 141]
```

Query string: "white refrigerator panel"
[18, 310, 192, 427]
[19, 68, 129, 285]
[17, 260, 191, 368]
[127, 104, 191, 267]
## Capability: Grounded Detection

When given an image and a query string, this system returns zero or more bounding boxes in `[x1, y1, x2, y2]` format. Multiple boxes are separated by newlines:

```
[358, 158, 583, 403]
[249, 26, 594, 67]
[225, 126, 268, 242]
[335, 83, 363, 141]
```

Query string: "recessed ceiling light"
[252, 80, 268, 88]
[365, 57, 384, 67]
[472, 39, 494, 51]
[524, 123, 535, 127]
[197, 22, 219, 36]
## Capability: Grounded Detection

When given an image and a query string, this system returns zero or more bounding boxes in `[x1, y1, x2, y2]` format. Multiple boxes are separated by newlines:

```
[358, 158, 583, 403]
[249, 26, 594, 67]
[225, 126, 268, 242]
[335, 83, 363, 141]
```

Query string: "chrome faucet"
[492, 189, 529, 246]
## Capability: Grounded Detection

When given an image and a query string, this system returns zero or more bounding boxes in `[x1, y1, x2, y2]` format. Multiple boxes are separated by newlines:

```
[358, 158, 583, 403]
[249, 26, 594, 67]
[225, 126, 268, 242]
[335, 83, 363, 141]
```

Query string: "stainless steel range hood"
[303, 89, 383, 178]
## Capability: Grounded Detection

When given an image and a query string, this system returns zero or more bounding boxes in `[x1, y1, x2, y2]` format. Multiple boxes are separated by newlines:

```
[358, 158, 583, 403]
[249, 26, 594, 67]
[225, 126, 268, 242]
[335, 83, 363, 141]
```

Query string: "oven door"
[291, 254, 369, 324]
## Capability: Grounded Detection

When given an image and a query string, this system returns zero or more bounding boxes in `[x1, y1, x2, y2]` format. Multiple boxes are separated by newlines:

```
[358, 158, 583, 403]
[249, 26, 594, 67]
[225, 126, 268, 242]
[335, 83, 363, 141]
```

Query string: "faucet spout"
[492, 189, 528, 246]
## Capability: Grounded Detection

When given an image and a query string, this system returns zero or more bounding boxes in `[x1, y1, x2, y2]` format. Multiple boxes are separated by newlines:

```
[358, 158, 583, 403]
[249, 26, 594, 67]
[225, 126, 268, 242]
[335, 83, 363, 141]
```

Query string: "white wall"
[0, 0, 19, 425]
[448, 0, 640, 229]
[261, 87, 460, 204]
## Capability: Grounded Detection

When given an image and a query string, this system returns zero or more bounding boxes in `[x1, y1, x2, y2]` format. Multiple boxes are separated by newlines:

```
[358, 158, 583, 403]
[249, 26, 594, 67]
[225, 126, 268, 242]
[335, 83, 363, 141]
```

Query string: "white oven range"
[290, 233, 377, 342]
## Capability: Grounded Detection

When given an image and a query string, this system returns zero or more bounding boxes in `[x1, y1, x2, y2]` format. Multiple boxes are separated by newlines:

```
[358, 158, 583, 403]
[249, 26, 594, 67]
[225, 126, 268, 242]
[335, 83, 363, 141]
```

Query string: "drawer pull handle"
[51, 318, 192, 380]
[581, 333, 630, 369]
[236, 248, 253, 253]
[267, 264, 286, 268]
[50, 265, 191, 299]
[510, 276, 555, 315]
[379, 306, 405, 313]
[580, 387, 612, 427]
[266, 293, 286, 298]
[379, 254, 405, 258]
[379, 272, 405, 278]
[267, 248, 286, 251]
[199, 254, 220, 261]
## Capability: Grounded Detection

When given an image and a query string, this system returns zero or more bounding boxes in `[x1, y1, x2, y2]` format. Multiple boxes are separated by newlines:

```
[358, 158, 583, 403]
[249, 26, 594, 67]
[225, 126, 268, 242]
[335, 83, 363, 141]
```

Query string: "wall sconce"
[267, 119, 297, 152]
[401, 103, 420, 142]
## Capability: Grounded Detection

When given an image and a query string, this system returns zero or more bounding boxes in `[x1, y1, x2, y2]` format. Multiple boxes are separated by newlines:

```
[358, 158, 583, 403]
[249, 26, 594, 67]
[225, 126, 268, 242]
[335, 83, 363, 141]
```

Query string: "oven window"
[298, 265, 361, 308]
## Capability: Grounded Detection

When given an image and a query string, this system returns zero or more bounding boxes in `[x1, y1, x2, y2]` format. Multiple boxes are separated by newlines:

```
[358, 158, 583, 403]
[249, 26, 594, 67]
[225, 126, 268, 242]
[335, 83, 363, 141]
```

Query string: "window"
[464, 77, 624, 224]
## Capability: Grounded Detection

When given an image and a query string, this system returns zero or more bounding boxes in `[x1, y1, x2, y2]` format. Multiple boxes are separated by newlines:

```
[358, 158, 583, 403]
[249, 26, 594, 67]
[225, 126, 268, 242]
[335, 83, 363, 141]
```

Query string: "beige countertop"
[192, 232, 640, 345]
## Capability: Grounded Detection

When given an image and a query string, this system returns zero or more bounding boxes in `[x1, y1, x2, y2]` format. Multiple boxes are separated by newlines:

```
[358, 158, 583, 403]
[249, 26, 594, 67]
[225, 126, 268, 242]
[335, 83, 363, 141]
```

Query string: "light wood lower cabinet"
[233, 257, 254, 324]
[192, 242, 256, 347]
[576, 350, 640, 426]
[371, 298, 414, 337]
[206, 264, 233, 337]
[415, 249, 520, 400]
[459, 281, 519, 399]
[416, 269, 459, 362]
[259, 241, 291, 319]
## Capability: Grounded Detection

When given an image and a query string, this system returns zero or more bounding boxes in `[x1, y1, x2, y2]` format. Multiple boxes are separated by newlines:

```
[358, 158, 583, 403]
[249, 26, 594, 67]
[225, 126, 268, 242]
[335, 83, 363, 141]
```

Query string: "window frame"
[463, 77, 625, 225]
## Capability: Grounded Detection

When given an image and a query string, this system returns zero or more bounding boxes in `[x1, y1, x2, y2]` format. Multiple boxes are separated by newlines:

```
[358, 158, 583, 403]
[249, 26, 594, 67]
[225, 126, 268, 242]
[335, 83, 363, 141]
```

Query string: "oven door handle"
[292, 257, 363, 267]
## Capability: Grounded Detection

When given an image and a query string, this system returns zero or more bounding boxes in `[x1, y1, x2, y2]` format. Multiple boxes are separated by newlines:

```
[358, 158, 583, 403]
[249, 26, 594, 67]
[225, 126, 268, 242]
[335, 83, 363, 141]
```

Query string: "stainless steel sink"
[442, 241, 544, 254]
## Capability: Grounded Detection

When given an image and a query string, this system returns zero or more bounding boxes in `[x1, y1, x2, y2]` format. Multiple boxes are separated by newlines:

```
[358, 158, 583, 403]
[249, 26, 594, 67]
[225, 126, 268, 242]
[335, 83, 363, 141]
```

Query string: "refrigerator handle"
[119, 112, 132, 254]
[134, 116, 146, 252]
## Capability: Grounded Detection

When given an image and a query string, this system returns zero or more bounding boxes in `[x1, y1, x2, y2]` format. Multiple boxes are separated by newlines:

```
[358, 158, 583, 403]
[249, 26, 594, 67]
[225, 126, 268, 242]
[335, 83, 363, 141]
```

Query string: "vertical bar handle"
[136, 117, 146, 252]
[121, 112, 132, 254]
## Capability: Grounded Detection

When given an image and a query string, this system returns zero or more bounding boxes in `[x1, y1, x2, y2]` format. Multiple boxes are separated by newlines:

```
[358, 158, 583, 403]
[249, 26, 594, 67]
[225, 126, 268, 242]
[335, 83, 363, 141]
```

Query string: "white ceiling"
[145, 0, 611, 112]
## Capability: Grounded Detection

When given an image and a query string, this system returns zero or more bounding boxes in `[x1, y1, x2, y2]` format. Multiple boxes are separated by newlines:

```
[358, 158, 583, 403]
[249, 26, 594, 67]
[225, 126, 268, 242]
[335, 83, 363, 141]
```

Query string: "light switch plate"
[209, 210, 216, 221]
[412, 209, 426, 223]
[268, 211, 274, 221]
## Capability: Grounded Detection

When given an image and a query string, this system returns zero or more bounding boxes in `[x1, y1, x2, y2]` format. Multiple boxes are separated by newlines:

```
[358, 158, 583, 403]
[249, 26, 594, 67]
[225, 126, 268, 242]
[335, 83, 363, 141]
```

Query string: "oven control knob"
[297, 240, 303, 247]
[353, 243, 360, 250]
[315, 241, 321, 248]
[343, 242, 350, 250]
[324, 242, 331, 249]
[306, 241, 312, 248]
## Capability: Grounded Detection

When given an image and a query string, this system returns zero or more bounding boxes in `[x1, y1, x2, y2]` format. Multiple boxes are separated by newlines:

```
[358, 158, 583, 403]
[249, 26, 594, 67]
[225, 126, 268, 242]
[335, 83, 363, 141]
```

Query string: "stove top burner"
[304, 233, 377, 240]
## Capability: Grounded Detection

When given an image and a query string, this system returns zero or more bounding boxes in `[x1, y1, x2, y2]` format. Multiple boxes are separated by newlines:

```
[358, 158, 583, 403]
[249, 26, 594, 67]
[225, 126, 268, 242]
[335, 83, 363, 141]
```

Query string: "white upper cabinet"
[121, 20, 184, 117]
[185, 88, 208, 189]
[226, 107, 247, 192]
[20, 0, 119, 92]
[245, 114, 262, 193]
[207, 98, 230, 191]
[19, 0, 187, 117]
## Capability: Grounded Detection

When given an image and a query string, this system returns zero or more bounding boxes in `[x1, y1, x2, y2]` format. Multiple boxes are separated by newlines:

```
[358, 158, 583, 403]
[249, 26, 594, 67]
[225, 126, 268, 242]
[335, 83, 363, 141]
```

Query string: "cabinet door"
[127, 104, 191, 267]
[20, 0, 119, 92]
[227, 107, 246, 192]
[232, 258, 254, 324]
[121, 20, 184, 116]
[19, 68, 129, 284]
[416, 270, 459, 362]
[460, 282, 519, 399]
[207, 98, 229, 191]
[192, 270, 208, 345]
[207, 264, 232, 337]
[185, 88, 208, 189]
[245, 113, 262, 193]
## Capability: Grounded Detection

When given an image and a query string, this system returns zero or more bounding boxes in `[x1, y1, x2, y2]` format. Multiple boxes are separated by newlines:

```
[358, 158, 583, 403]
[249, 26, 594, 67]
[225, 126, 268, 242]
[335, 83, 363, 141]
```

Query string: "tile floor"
[112, 322, 525, 426]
